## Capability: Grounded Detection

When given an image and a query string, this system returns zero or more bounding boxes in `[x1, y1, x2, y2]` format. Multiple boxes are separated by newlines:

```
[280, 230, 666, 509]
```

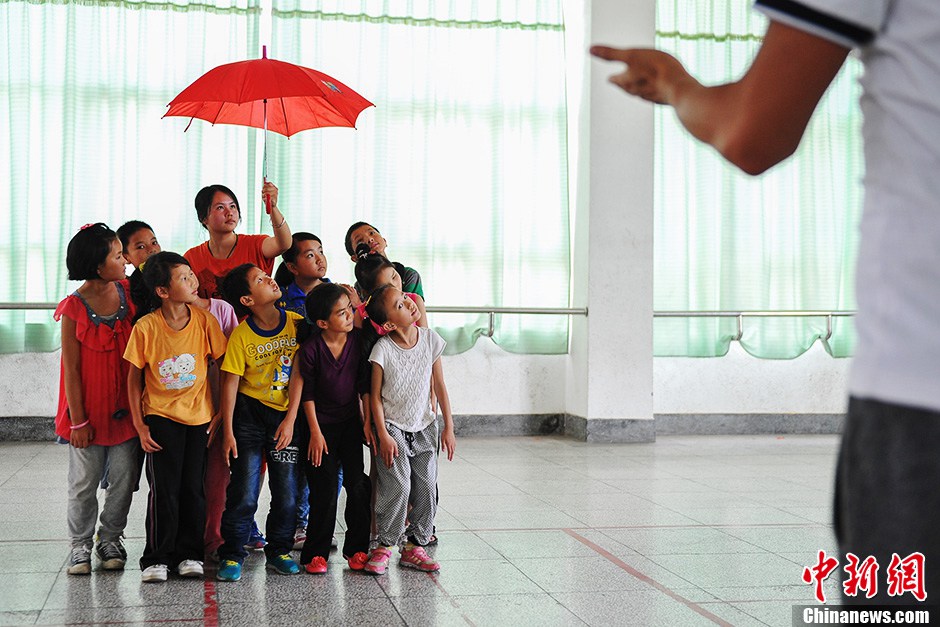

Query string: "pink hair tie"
[355, 301, 387, 335]
[80, 223, 97, 230]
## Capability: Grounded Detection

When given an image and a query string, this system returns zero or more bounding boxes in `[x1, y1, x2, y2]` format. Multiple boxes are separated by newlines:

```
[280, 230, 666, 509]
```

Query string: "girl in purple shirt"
[291, 283, 373, 574]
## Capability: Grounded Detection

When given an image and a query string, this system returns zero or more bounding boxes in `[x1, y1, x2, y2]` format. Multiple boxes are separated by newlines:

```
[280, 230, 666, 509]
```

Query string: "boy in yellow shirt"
[216, 263, 304, 582]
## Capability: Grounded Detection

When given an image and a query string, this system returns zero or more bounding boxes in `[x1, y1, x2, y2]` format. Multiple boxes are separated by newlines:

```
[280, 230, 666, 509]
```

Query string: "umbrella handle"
[263, 176, 272, 215]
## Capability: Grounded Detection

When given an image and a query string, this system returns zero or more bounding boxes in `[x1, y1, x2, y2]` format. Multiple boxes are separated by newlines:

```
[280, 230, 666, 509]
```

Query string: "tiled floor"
[0, 435, 843, 626]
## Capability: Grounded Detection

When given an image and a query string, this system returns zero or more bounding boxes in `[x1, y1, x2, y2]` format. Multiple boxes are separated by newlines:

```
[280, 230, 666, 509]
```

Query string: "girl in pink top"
[56, 223, 140, 576]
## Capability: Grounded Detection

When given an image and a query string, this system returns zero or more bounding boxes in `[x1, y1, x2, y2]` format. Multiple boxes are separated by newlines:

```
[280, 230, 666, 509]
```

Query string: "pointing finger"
[590, 45, 633, 63]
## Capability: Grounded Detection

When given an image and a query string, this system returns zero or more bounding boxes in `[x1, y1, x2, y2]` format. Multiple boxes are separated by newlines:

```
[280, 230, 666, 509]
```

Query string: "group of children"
[56, 182, 456, 584]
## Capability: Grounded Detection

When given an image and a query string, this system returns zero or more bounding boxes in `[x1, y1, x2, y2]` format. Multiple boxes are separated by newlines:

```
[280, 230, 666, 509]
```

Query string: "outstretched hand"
[589, 46, 694, 106]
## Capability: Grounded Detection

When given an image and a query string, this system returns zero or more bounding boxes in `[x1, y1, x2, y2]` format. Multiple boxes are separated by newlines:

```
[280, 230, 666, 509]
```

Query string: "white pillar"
[566, 0, 655, 441]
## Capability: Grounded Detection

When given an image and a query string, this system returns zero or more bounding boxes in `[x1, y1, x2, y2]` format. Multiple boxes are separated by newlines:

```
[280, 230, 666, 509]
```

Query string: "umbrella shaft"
[263, 98, 268, 180]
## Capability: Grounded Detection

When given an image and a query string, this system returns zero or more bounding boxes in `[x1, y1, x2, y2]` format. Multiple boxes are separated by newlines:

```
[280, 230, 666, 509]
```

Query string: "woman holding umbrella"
[184, 181, 292, 301]
[185, 180, 291, 559]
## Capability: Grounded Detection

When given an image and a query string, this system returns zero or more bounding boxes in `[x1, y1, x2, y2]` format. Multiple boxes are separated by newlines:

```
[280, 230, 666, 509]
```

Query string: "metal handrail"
[0, 302, 590, 340]
[654, 310, 856, 342]
[0, 303, 59, 310]
[426, 306, 588, 338]
[0, 303, 856, 341]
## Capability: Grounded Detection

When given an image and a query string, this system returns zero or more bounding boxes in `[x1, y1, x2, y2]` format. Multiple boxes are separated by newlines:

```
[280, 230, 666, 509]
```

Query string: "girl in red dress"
[55, 223, 139, 575]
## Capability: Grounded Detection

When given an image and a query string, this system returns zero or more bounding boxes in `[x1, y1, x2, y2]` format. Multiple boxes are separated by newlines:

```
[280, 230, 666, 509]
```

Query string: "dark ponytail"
[354, 247, 396, 296]
[359, 284, 396, 359]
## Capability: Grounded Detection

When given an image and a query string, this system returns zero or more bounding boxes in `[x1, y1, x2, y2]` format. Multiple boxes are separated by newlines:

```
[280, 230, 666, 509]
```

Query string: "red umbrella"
[164, 46, 374, 208]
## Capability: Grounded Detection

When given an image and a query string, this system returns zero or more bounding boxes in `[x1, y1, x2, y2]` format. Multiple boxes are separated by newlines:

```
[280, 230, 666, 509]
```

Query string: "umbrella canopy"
[164, 49, 374, 137]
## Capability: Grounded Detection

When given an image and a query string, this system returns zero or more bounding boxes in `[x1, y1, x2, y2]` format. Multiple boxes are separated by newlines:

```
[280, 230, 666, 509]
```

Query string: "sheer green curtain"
[654, 0, 862, 358]
[0, 0, 260, 353]
[2, 0, 570, 355]
[266, 0, 570, 354]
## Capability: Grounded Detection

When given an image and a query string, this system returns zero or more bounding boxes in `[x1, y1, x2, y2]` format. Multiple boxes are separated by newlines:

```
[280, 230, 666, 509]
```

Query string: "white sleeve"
[427, 328, 446, 363]
[369, 337, 387, 369]
[754, 0, 888, 48]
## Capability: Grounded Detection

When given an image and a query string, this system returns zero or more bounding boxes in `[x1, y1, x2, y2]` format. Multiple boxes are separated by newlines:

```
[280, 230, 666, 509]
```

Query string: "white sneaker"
[141, 564, 168, 583]
[292, 527, 307, 551]
[177, 559, 204, 578]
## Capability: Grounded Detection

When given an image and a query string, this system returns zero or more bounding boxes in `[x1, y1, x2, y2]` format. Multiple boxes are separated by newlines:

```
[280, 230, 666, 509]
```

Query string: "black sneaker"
[67, 545, 92, 575]
[96, 539, 127, 570]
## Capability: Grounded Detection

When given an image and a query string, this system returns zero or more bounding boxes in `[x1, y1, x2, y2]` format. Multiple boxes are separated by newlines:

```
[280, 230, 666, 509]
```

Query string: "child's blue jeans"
[219, 393, 300, 563]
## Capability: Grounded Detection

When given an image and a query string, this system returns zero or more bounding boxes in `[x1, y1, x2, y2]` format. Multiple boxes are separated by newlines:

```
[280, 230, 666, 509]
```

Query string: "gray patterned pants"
[374, 420, 438, 548]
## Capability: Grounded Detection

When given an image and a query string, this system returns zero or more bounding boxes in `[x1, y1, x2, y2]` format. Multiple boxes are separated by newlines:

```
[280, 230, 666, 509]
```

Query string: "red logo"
[843, 553, 879, 599]
[803, 550, 839, 603]
[802, 551, 927, 602]
[886, 552, 926, 602]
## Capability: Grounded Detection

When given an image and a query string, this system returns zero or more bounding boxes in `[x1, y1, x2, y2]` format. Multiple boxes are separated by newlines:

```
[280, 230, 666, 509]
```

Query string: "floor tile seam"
[776, 552, 830, 569]
[450, 525, 696, 533]
[725, 599, 784, 625]
[575, 522, 826, 530]
[453, 458, 529, 494]
[715, 524, 835, 544]
[620, 549, 791, 558]
[0, 459, 34, 490]
[561, 528, 735, 627]
[681, 480, 787, 508]
[715, 603, 806, 624]
[702, 596, 808, 604]
[423, 572, 478, 626]
[465, 527, 564, 602]
[35, 618, 205, 626]
[539, 592, 592, 626]
[375, 563, 423, 626]
[0, 536, 148, 544]
[0, 539, 73, 545]
[706, 523, 812, 548]
[33, 566, 66, 618]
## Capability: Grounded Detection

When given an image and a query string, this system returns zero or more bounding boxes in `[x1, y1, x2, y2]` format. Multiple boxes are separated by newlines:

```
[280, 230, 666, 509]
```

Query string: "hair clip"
[355, 299, 387, 335]
[355, 242, 372, 261]
[80, 223, 97, 230]
[355, 302, 369, 320]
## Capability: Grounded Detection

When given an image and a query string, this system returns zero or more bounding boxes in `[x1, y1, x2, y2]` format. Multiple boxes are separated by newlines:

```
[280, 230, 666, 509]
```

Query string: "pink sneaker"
[304, 556, 328, 574]
[399, 544, 440, 572]
[364, 547, 392, 575]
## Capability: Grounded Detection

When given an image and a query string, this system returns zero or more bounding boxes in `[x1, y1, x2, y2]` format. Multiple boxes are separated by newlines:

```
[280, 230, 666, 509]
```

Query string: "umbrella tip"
[262, 45, 267, 59]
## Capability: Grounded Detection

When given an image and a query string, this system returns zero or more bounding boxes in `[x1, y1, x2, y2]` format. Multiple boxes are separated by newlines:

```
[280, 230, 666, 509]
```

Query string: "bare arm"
[259, 181, 293, 259]
[219, 371, 241, 465]
[302, 398, 328, 465]
[591, 21, 850, 174]
[370, 362, 397, 468]
[128, 363, 161, 452]
[431, 358, 455, 461]
[206, 356, 222, 443]
[360, 392, 374, 450]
